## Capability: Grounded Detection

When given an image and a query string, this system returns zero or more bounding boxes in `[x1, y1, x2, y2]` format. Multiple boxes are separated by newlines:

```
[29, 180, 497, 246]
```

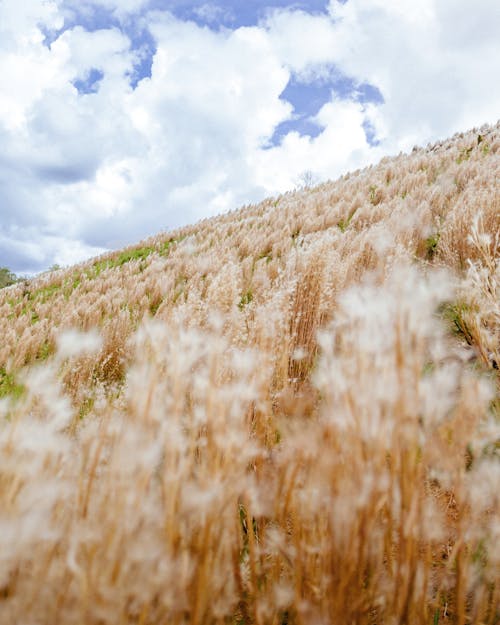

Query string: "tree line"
[0, 267, 18, 289]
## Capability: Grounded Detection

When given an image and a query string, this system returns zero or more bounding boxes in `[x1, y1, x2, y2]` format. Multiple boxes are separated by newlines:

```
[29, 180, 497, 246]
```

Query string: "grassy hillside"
[0, 122, 498, 624]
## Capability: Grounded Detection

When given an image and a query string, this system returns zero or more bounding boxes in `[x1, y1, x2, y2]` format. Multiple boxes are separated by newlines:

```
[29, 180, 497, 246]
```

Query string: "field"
[0, 122, 498, 624]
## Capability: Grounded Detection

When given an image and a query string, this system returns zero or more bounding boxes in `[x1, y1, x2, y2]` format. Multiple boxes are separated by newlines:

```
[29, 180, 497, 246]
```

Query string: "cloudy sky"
[1, 0, 499, 274]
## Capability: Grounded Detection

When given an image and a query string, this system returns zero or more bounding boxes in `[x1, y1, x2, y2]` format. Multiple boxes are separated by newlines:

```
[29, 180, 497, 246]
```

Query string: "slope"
[0, 122, 498, 624]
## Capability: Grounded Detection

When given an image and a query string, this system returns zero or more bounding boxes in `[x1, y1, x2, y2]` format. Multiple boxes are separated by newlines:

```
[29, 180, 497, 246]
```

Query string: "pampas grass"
[0, 122, 498, 624]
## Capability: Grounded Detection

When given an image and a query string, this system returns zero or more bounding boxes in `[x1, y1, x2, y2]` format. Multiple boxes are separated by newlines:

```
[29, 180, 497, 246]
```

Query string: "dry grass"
[0, 122, 498, 624]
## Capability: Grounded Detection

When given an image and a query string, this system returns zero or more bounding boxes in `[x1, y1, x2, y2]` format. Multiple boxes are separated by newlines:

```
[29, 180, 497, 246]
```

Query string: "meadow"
[0, 122, 498, 624]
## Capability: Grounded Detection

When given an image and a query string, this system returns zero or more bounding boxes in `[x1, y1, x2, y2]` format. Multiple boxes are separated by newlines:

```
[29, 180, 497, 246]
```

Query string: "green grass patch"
[0, 368, 25, 401]
[32, 282, 61, 303]
[149, 297, 162, 316]
[36, 339, 53, 361]
[457, 145, 474, 164]
[159, 238, 178, 256]
[78, 395, 95, 420]
[116, 246, 155, 266]
[439, 301, 474, 345]
[86, 238, 180, 279]
[425, 231, 441, 260]
[6, 237, 182, 313]
[238, 290, 253, 310]
[337, 208, 357, 233]
[477, 133, 490, 154]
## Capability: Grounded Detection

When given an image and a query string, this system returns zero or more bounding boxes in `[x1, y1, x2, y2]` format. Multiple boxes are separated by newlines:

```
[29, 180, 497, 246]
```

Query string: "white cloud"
[192, 3, 234, 25]
[255, 98, 378, 191]
[326, 0, 500, 148]
[0, 0, 499, 273]
[54, 26, 132, 77]
[0, 0, 62, 49]
[263, 9, 338, 76]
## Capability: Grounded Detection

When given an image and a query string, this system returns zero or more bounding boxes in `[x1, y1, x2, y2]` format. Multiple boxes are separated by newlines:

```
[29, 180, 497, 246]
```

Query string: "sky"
[1, 0, 499, 274]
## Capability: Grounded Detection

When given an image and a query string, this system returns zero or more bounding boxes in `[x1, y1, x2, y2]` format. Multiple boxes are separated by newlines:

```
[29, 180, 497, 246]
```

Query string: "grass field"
[0, 122, 498, 624]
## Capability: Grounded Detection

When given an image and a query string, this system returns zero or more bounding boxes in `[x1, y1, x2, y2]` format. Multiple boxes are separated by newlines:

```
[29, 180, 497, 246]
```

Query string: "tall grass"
[0, 122, 498, 624]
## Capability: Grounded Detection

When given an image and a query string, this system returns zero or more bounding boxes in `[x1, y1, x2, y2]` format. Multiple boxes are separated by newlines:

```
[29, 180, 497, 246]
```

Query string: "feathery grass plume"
[0, 121, 498, 623]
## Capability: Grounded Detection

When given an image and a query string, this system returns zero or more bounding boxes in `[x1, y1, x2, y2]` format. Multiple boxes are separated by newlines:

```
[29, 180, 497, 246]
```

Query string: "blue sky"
[1, 0, 499, 273]
[157, 0, 330, 27]
[59, 0, 380, 145]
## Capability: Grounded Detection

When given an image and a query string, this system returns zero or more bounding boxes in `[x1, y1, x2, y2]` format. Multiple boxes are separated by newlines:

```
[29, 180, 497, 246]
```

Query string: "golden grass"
[0, 122, 498, 624]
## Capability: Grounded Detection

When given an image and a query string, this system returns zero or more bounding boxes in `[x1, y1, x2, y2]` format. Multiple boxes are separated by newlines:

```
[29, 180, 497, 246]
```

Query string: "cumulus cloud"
[0, 0, 498, 273]
[326, 0, 500, 146]
[263, 9, 338, 77]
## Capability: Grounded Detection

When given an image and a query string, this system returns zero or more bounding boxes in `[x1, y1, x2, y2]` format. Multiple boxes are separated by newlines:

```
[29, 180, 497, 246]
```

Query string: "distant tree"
[0, 267, 18, 289]
[296, 170, 320, 190]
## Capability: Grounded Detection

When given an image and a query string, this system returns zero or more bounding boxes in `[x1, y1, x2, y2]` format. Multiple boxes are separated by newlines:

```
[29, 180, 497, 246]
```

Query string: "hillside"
[0, 122, 498, 624]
